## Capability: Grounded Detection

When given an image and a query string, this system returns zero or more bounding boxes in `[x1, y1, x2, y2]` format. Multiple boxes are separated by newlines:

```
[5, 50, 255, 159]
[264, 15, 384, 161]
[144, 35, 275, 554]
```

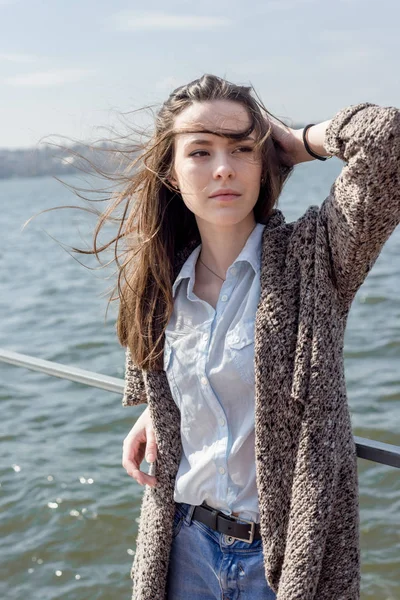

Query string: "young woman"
[115, 75, 399, 599]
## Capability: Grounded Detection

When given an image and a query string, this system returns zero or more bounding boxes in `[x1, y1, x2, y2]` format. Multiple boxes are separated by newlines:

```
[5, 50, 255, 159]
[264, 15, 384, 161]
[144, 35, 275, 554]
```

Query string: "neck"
[195, 214, 257, 282]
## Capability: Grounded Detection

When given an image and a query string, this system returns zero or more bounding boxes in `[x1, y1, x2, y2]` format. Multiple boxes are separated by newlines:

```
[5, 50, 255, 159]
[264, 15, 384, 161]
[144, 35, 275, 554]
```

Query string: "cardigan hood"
[122, 102, 400, 599]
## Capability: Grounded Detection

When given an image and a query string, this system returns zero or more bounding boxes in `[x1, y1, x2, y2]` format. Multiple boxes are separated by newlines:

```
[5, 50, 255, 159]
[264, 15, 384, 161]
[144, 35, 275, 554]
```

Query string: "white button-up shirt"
[164, 222, 266, 523]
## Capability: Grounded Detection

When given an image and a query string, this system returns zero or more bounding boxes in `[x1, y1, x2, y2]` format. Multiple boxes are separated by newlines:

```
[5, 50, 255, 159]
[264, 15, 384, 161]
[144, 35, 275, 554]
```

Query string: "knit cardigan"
[122, 102, 400, 600]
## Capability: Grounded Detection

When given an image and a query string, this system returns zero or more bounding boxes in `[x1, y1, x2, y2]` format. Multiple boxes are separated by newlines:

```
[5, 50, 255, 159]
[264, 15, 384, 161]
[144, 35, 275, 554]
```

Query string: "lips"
[211, 194, 240, 202]
[209, 189, 241, 198]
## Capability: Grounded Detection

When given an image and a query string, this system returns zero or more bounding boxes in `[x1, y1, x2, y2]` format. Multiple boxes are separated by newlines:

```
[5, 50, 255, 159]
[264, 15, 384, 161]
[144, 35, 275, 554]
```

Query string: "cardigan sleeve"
[122, 346, 147, 406]
[320, 102, 400, 309]
[276, 378, 356, 599]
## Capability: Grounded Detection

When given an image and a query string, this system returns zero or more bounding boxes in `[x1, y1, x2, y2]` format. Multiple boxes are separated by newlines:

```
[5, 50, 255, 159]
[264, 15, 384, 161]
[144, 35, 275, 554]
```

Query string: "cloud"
[0, 53, 37, 63]
[4, 68, 96, 87]
[112, 10, 233, 31]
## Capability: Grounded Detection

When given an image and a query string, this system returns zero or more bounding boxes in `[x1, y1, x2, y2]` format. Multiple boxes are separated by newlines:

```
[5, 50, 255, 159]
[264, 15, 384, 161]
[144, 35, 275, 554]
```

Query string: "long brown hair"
[29, 74, 295, 371]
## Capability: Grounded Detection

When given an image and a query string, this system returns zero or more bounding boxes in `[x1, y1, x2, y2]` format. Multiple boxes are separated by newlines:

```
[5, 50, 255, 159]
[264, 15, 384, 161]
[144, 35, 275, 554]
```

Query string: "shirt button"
[219, 467, 225, 475]
[221, 294, 228, 302]
[203, 333, 209, 341]
[219, 418, 226, 427]
[230, 267, 237, 276]
[201, 377, 208, 385]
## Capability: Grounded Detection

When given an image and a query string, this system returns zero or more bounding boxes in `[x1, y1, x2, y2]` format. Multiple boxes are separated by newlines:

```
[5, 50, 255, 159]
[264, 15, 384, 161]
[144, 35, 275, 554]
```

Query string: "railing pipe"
[0, 348, 399, 469]
[0, 347, 124, 394]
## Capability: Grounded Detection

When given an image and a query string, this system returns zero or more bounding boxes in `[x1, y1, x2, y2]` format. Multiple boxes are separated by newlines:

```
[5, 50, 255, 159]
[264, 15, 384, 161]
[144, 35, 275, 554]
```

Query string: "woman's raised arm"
[318, 103, 400, 308]
[268, 117, 332, 165]
[271, 103, 400, 307]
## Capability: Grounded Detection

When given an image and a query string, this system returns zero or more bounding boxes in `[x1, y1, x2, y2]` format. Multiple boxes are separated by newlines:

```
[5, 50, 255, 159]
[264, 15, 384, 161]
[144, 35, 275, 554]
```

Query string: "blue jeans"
[166, 502, 277, 600]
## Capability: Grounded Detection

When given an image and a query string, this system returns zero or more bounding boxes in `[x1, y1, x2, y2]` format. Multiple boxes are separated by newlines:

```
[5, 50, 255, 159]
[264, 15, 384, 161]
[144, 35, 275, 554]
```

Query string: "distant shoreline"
[0, 124, 305, 180]
[0, 141, 127, 180]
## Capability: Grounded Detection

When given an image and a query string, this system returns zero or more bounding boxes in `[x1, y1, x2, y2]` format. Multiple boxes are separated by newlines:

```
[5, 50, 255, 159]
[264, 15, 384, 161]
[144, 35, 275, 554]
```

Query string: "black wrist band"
[303, 124, 328, 161]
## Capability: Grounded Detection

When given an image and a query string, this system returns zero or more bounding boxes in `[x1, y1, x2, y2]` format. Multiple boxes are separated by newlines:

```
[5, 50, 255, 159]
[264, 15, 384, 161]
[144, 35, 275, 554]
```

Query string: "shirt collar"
[172, 222, 266, 298]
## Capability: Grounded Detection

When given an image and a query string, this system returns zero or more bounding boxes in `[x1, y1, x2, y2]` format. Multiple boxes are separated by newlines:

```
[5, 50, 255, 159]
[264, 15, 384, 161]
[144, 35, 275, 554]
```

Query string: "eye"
[234, 146, 254, 153]
[189, 150, 209, 157]
[188, 147, 255, 157]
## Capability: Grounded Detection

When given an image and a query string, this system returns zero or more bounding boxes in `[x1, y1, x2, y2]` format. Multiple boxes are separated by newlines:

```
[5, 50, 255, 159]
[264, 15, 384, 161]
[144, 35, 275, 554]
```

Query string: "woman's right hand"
[122, 406, 158, 487]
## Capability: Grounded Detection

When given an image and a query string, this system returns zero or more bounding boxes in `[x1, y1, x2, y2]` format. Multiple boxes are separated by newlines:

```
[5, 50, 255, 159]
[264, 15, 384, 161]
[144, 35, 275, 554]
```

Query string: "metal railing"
[1, 348, 399, 469]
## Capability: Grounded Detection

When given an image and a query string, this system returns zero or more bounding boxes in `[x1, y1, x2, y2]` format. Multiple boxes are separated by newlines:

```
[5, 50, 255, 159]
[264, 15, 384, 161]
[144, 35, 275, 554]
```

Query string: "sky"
[0, 0, 399, 149]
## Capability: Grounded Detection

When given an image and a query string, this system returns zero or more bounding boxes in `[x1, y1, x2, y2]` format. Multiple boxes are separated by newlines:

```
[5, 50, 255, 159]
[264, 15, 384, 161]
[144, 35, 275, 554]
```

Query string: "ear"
[168, 174, 180, 190]
[167, 157, 182, 191]
[168, 165, 179, 188]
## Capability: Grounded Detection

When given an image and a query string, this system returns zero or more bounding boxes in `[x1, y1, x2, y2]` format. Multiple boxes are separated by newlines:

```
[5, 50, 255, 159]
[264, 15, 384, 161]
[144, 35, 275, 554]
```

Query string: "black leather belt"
[192, 503, 261, 543]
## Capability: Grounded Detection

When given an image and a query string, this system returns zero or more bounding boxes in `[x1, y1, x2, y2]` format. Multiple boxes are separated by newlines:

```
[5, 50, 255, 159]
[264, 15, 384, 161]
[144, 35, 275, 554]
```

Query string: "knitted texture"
[122, 103, 400, 599]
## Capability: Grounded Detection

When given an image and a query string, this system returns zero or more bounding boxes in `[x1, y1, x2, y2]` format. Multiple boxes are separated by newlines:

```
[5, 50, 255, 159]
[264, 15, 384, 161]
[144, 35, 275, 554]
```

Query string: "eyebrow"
[184, 136, 256, 148]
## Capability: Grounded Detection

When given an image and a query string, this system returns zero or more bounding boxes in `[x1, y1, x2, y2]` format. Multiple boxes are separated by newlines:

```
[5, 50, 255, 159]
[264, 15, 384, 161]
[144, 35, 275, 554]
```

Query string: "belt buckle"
[229, 515, 255, 544]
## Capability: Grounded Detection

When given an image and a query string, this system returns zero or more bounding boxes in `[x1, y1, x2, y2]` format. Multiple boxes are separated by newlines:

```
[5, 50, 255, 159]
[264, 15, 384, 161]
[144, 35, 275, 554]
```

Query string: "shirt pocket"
[227, 318, 256, 386]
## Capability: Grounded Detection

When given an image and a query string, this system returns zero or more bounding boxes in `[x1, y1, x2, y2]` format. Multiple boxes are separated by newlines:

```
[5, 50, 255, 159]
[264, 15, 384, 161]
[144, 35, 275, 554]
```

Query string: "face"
[170, 100, 262, 228]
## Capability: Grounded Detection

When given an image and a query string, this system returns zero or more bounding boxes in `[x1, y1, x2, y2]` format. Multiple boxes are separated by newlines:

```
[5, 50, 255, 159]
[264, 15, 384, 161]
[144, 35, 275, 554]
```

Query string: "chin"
[208, 213, 255, 227]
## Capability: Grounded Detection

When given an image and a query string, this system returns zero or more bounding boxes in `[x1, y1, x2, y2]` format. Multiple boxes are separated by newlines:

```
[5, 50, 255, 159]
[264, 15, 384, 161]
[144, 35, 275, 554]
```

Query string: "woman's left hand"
[268, 118, 305, 166]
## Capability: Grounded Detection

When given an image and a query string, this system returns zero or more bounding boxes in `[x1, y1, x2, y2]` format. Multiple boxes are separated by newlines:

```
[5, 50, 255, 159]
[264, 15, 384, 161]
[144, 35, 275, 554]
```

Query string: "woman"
[117, 74, 400, 599]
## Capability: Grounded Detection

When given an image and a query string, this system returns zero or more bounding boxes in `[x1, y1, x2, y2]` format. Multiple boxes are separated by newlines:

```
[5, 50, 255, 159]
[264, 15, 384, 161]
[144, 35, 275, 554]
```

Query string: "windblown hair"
[33, 74, 296, 371]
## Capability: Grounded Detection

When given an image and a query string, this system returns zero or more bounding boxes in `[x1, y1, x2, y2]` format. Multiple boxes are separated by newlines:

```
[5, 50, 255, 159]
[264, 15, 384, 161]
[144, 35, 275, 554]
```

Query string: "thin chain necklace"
[198, 255, 226, 282]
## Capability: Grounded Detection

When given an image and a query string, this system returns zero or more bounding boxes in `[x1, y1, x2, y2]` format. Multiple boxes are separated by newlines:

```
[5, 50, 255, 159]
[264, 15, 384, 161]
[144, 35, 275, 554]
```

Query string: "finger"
[140, 473, 157, 487]
[122, 422, 148, 449]
[145, 429, 158, 463]
[122, 437, 146, 466]
[123, 456, 154, 481]
[122, 457, 143, 476]
[126, 464, 157, 487]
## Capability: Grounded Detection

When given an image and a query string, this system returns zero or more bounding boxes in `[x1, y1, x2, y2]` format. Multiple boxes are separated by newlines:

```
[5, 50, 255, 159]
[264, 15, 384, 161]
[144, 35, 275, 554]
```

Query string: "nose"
[213, 151, 235, 181]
